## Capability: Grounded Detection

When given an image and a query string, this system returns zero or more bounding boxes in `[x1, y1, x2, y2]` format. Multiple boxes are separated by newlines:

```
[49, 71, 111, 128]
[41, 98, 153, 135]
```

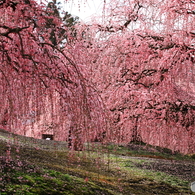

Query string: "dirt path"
[119, 155, 195, 182]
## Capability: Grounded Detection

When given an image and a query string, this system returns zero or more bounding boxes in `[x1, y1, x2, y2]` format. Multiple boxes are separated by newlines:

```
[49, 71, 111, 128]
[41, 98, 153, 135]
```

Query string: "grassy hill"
[0, 129, 195, 194]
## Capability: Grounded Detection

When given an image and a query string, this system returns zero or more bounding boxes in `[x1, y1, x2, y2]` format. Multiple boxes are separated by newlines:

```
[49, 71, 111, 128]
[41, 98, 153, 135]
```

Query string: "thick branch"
[0, 25, 29, 39]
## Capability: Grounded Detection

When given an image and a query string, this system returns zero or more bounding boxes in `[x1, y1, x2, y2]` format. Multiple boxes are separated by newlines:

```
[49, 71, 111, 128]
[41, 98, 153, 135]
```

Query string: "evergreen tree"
[45, 0, 79, 46]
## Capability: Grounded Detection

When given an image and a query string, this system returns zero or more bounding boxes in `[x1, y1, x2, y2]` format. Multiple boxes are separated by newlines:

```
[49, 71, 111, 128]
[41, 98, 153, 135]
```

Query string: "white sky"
[61, 0, 105, 21]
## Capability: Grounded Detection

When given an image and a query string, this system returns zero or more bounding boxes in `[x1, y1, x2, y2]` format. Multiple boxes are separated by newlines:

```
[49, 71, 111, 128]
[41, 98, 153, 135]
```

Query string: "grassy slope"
[0, 129, 194, 195]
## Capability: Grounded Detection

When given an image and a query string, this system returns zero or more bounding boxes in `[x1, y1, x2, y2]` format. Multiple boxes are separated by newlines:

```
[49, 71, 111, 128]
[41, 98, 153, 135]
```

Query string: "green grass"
[119, 158, 188, 188]
[0, 158, 112, 195]
[0, 131, 194, 195]
[97, 142, 194, 161]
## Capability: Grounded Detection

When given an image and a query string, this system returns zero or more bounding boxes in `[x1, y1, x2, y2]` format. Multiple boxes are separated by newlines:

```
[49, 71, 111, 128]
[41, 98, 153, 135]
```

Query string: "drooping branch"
[97, 1, 143, 32]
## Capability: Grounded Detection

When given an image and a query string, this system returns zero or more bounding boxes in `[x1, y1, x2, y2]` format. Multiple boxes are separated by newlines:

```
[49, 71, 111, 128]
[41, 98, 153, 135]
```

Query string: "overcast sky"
[61, 0, 105, 21]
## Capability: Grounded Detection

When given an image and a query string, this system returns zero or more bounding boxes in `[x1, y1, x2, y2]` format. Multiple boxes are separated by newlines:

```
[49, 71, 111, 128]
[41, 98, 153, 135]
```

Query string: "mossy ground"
[0, 130, 194, 194]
